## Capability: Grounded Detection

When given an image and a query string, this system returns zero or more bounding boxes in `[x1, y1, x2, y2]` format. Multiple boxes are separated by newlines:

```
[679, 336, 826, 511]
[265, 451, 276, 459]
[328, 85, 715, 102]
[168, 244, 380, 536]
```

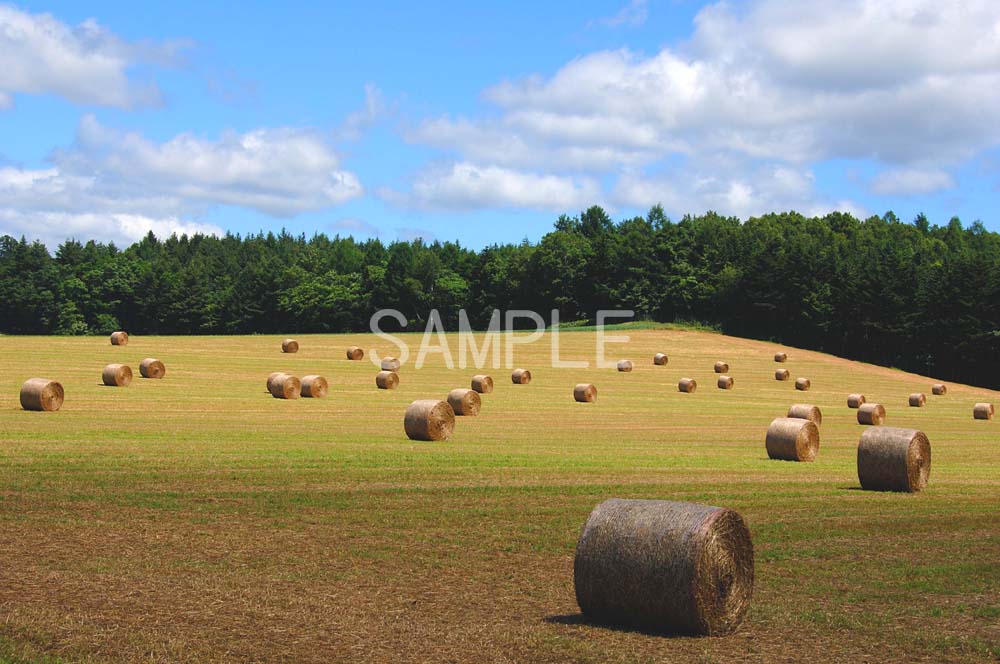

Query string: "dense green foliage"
[2, 206, 999, 387]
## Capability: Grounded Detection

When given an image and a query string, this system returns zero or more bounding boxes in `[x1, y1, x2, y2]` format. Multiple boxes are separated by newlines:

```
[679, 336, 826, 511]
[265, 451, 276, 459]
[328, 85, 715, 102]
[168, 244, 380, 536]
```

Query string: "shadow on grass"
[544, 613, 700, 639]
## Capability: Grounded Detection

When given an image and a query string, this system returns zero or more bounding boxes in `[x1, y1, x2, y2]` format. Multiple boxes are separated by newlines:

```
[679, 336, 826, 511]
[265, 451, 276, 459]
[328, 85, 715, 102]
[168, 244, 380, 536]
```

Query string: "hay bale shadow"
[544, 613, 710, 638]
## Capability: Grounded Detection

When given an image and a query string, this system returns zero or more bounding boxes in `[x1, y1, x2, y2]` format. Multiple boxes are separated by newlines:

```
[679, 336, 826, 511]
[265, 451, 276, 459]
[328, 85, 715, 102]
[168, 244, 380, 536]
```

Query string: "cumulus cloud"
[870, 168, 956, 196]
[591, 0, 648, 28]
[0, 208, 222, 248]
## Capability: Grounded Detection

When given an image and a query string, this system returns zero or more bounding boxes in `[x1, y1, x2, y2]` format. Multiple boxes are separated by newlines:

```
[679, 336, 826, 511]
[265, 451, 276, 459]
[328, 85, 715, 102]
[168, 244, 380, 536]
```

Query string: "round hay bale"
[857, 403, 886, 426]
[857, 427, 931, 492]
[714, 361, 729, 373]
[574, 498, 754, 636]
[266, 371, 286, 393]
[512, 368, 531, 384]
[301, 375, 328, 398]
[269, 373, 301, 399]
[110, 331, 128, 346]
[19, 378, 64, 412]
[447, 388, 481, 416]
[102, 363, 132, 387]
[717, 375, 734, 390]
[847, 393, 866, 409]
[775, 369, 790, 381]
[574, 383, 597, 403]
[471, 375, 494, 394]
[375, 370, 399, 390]
[774, 352, 787, 363]
[794, 377, 811, 391]
[786, 404, 822, 426]
[281, 339, 299, 353]
[653, 353, 668, 365]
[404, 399, 455, 441]
[346, 346, 364, 361]
[908, 393, 926, 407]
[931, 383, 947, 396]
[617, 360, 633, 373]
[678, 378, 697, 393]
[139, 358, 165, 379]
[765, 417, 820, 462]
[973, 403, 994, 420]
[381, 357, 401, 372]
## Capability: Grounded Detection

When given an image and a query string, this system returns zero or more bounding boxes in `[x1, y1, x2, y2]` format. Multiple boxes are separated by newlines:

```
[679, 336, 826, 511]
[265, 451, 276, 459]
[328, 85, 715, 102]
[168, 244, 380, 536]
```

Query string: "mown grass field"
[0, 329, 998, 663]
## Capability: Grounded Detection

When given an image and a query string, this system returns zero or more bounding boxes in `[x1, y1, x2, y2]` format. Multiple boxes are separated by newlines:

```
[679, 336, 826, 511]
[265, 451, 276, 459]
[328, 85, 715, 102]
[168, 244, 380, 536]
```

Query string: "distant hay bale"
[512, 368, 531, 384]
[471, 375, 494, 394]
[574, 383, 597, 403]
[857, 427, 931, 492]
[381, 357, 401, 371]
[774, 352, 787, 363]
[714, 361, 729, 373]
[931, 383, 947, 396]
[269, 373, 301, 399]
[281, 339, 299, 353]
[653, 353, 668, 366]
[857, 403, 886, 425]
[19, 378, 64, 412]
[404, 399, 455, 441]
[301, 375, 329, 398]
[574, 498, 754, 636]
[102, 363, 132, 387]
[908, 393, 926, 407]
[794, 377, 811, 391]
[717, 375, 734, 390]
[346, 346, 364, 361]
[847, 393, 866, 408]
[678, 378, 697, 393]
[775, 369, 790, 381]
[973, 403, 994, 420]
[787, 404, 822, 426]
[139, 358, 165, 379]
[447, 388, 481, 416]
[375, 370, 399, 390]
[110, 331, 128, 346]
[617, 360, 633, 373]
[765, 417, 820, 462]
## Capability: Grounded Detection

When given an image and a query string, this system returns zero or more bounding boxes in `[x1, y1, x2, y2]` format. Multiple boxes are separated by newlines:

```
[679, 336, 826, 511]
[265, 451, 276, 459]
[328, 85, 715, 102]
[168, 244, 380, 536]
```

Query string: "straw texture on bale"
[931, 383, 947, 396]
[617, 360, 633, 373]
[269, 373, 301, 400]
[266, 371, 285, 393]
[381, 357, 401, 372]
[765, 417, 820, 462]
[574, 383, 597, 403]
[346, 346, 364, 361]
[857, 427, 931, 492]
[857, 403, 886, 425]
[678, 378, 697, 393]
[574, 498, 754, 636]
[281, 339, 299, 353]
[19, 378, 64, 412]
[653, 353, 668, 365]
[847, 393, 866, 408]
[908, 393, 926, 407]
[404, 399, 455, 441]
[375, 370, 399, 390]
[714, 361, 729, 373]
[774, 352, 787, 363]
[787, 404, 822, 426]
[717, 375, 734, 390]
[795, 377, 811, 391]
[775, 369, 789, 381]
[512, 368, 531, 384]
[973, 403, 994, 420]
[139, 358, 165, 379]
[301, 375, 328, 398]
[102, 363, 132, 387]
[110, 331, 129, 346]
[471, 375, 494, 394]
[447, 388, 481, 416]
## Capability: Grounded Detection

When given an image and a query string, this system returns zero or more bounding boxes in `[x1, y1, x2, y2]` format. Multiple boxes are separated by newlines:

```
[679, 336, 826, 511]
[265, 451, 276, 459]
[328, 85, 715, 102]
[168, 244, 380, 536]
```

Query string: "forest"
[2, 206, 999, 388]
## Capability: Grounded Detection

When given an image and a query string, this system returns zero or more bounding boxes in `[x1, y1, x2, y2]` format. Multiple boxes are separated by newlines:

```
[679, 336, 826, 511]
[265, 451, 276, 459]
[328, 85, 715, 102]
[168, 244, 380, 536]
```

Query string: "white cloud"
[870, 168, 956, 196]
[332, 217, 380, 237]
[592, 0, 648, 28]
[0, 208, 222, 248]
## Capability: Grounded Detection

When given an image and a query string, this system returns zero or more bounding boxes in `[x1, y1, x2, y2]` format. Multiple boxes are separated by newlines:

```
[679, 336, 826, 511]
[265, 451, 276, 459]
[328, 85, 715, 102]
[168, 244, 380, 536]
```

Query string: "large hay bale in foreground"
[653, 353, 668, 366]
[787, 404, 822, 426]
[381, 357, 401, 372]
[471, 375, 494, 394]
[617, 360, 633, 373]
[765, 417, 820, 462]
[794, 377, 811, 391]
[512, 368, 531, 384]
[775, 369, 790, 381]
[404, 399, 455, 441]
[574, 383, 597, 403]
[102, 364, 132, 387]
[110, 331, 128, 346]
[375, 370, 399, 390]
[574, 498, 754, 636]
[774, 352, 787, 363]
[908, 393, 926, 407]
[447, 388, 481, 416]
[931, 383, 947, 396]
[714, 361, 729, 373]
[139, 358, 165, 379]
[717, 375, 734, 390]
[20, 378, 64, 412]
[858, 403, 886, 425]
[281, 339, 299, 353]
[346, 346, 364, 361]
[857, 427, 931, 492]
[847, 393, 866, 409]
[301, 375, 329, 398]
[266, 371, 286, 393]
[269, 373, 301, 399]
[678, 378, 697, 393]
[973, 403, 994, 420]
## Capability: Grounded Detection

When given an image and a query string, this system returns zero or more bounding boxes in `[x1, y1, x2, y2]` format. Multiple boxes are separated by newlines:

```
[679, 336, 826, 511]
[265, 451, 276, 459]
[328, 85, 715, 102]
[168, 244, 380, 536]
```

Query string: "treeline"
[2, 206, 999, 388]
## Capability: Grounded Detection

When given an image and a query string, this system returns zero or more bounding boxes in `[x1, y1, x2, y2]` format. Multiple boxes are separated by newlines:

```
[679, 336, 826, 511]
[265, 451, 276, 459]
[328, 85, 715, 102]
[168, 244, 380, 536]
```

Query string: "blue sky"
[1, 0, 999, 248]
